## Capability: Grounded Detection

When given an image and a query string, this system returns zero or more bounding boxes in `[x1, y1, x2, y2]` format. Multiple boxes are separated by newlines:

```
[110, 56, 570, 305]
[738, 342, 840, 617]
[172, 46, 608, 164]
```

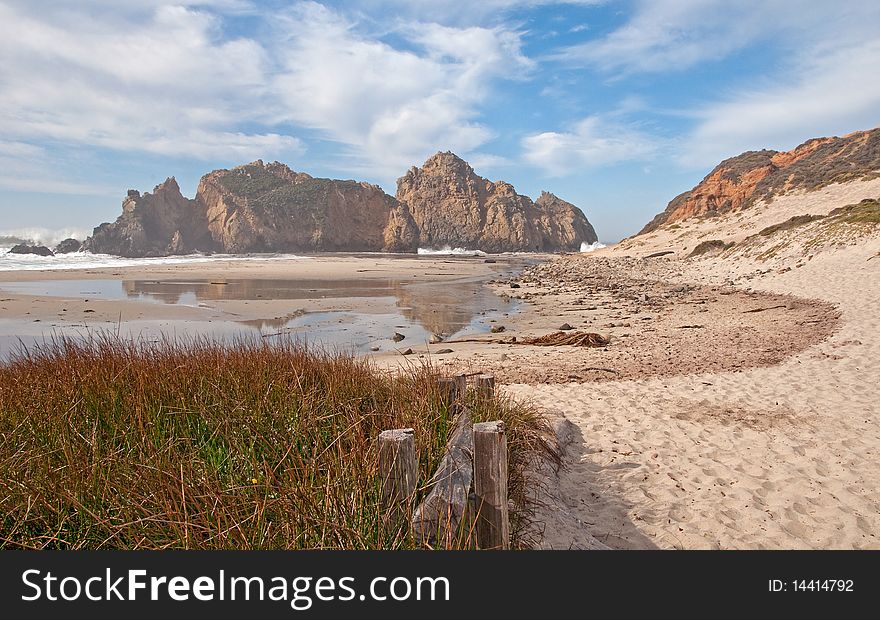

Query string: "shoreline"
[0, 253, 544, 360]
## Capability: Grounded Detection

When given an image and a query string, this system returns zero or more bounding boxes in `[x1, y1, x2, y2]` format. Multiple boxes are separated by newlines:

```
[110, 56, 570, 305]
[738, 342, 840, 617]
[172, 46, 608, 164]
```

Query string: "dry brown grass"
[0, 335, 553, 549]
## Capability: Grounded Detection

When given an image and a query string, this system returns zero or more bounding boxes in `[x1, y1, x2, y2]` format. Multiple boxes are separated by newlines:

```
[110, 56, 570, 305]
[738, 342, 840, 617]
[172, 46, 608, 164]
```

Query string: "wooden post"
[476, 374, 495, 399]
[473, 421, 510, 550]
[378, 428, 417, 531]
[454, 374, 468, 398]
[437, 377, 458, 410]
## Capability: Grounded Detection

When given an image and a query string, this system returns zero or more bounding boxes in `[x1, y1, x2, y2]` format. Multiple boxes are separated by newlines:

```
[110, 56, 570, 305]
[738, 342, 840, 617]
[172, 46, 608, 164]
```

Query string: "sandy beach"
[379, 179, 880, 549]
[2, 179, 878, 550]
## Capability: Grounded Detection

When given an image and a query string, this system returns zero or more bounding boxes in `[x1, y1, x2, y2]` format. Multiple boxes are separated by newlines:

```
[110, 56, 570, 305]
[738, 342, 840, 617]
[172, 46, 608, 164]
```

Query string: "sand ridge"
[505, 183, 880, 549]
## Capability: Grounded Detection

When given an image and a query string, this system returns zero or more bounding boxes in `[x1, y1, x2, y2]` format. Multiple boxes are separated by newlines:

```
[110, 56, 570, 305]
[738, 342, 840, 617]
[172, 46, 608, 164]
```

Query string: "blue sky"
[1, 0, 879, 243]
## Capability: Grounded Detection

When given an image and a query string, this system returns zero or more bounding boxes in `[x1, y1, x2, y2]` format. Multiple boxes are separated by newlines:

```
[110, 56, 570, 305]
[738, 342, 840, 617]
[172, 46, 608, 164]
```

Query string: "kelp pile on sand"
[0, 335, 554, 549]
[517, 331, 609, 347]
[448, 331, 609, 347]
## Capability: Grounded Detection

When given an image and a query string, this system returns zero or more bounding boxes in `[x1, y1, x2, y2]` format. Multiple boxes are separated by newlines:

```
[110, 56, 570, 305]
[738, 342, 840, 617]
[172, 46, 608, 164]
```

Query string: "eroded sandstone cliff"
[396, 152, 597, 252]
[639, 127, 880, 234]
[82, 178, 212, 257]
[84, 155, 595, 256]
[198, 161, 418, 253]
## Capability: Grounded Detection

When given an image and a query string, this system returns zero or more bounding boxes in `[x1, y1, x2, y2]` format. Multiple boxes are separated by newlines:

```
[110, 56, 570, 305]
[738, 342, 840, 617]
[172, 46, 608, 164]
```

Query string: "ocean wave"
[0, 250, 310, 272]
[580, 241, 607, 253]
[0, 227, 90, 248]
[417, 246, 486, 256]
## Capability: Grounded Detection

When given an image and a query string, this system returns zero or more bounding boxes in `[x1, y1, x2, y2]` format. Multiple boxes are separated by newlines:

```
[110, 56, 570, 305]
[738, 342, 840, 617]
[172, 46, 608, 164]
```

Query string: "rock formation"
[396, 152, 597, 252]
[83, 155, 595, 256]
[197, 161, 418, 253]
[82, 178, 212, 257]
[54, 238, 82, 254]
[640, 127, 880, 234]
[9, 243, 53, 256]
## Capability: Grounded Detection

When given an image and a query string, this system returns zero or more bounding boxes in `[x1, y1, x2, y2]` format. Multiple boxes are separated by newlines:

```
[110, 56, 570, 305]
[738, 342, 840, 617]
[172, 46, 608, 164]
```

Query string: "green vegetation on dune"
[827, 198, 880, 224]
[688, 239, 734, 257]
[0, 337, 552, 549]
[757, 214, 826, 237]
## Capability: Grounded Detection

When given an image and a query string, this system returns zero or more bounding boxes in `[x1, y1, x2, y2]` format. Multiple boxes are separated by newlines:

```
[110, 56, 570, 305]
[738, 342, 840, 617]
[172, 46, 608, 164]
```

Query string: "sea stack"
[396, 151, 597, 252]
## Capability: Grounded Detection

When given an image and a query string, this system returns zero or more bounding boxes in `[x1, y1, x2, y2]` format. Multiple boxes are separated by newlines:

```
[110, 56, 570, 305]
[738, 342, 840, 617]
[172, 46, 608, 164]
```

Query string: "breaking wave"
[417, 246, 486, 256]
[579, 241, 607, 253]
[0, 250, 310, 272]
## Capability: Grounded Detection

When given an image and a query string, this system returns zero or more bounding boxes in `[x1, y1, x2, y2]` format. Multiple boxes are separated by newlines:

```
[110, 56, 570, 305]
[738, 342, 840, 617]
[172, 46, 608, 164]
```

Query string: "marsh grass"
[0, 335, 554, 549]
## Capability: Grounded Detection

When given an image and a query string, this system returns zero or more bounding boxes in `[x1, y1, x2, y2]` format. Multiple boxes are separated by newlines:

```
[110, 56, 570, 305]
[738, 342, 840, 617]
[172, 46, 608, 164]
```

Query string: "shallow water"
[0, 274, 521, 359]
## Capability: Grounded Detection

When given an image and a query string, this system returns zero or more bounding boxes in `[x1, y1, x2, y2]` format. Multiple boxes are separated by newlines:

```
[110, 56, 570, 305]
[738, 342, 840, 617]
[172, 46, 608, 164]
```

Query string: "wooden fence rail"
[377, 373, 509, 550]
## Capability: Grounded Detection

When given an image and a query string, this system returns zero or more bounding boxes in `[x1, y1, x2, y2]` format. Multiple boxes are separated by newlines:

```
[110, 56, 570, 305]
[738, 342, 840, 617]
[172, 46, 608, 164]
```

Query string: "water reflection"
[120, 278, 517, 337]
[0, 274, 521, 359]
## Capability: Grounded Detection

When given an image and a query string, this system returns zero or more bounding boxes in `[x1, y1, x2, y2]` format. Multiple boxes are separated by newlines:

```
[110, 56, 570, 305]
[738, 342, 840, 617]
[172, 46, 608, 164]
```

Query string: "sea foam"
[580, 241, 607, 253]
[0, 249, 309, 272]
[417, 246, 486, 256]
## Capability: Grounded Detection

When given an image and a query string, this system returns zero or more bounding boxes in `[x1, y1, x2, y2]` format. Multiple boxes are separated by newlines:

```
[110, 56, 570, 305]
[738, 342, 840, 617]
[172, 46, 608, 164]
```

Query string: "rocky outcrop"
[198, 161, 418, 253]
[640, 127, 880, 234]
[396, 152, 596, 252]
[9, 243, 53, 256]
[82, 178, 213, 257]
[54, 238, 82, 254]
[83, 155, 595, 256]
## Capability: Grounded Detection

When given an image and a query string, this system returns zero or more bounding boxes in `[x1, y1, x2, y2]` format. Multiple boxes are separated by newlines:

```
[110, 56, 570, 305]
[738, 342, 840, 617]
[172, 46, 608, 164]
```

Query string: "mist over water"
[0, 249, 310, 272]
[417, 246, 485, 256]
[580, 241, 607, 252]
[0, 227, 90, 248]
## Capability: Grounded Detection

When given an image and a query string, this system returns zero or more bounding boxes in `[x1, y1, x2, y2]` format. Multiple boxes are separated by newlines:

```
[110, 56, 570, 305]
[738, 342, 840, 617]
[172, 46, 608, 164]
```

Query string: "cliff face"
[85, 162, 419, 256]
[198, 161, 418, 253]
[640, 128, 880, 234]
[396, 152, 597, 252]
[84, 154, 595, 256]
[82, 178, 213, 257]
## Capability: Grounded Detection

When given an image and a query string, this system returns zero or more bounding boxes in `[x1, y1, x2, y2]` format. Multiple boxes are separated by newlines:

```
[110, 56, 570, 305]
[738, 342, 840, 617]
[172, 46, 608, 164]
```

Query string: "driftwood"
[446, 330, 609, 347]
[411, 408, 474, 547]
[743, 305, 787, 313]
[518, 331, 609, 347]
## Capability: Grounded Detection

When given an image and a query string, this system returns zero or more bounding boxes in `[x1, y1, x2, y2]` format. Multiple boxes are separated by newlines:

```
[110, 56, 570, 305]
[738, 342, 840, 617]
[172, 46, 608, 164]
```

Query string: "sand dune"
[507, 182, 880, 549]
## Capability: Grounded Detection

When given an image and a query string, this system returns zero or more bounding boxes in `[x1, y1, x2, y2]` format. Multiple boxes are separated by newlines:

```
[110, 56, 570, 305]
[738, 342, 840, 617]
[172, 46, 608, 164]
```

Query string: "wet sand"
[0, 254, 537, 359]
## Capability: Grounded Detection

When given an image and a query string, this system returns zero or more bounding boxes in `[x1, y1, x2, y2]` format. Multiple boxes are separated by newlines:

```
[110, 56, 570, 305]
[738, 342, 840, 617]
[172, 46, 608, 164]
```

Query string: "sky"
[1, 0, 879, 243]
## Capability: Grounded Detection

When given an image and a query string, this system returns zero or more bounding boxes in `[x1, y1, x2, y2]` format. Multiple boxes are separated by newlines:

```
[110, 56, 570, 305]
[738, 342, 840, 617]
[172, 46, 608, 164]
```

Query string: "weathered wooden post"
[473, 420, 510, 550]
[437, 377, 459, 410]
[454, 374, 468, 398]
[476, 374, 495, 399]
[378, 428, 417, 533]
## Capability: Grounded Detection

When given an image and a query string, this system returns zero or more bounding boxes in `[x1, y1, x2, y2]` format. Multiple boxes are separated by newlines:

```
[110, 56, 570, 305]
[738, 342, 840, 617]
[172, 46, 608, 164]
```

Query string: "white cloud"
[0, 1, 534, 181]
[0, 2, 302, 162]
[553, 0, 880, 168]
[556, 1, 880, 75]
[0, 141, 111, 195]
[270, 2, 533, 178]
[351, 1, 605, 26]
[522, 116, 658, 175]
[681, 39, 880, 166]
